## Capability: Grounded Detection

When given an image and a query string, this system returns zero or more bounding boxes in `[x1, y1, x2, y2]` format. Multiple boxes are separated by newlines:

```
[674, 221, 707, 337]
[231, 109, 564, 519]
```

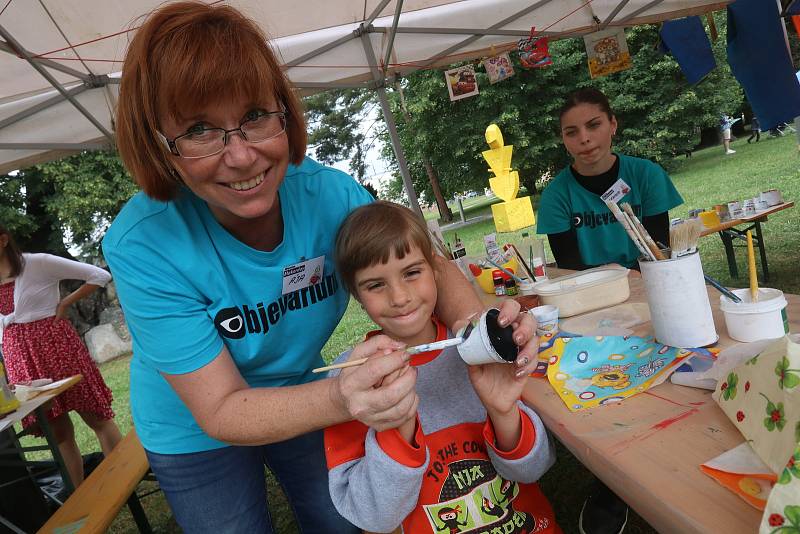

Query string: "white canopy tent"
[0, 0, 729, 207]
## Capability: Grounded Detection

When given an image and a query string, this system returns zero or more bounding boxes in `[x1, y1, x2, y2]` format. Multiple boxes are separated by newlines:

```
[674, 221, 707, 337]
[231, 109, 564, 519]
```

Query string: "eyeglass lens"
[175, 112, 286, 158]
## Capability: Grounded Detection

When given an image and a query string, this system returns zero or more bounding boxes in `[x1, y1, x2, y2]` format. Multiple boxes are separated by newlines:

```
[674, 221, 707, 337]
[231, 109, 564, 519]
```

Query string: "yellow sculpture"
[482, 124, 535, 232]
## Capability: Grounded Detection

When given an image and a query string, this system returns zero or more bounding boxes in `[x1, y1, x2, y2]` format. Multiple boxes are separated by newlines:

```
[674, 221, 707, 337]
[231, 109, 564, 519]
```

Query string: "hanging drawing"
[517, 33, 551, 69]
[546, 335, 695, 411]
[445, 65, 479, 101]
[483, 52, 515, 84]
[584, 28, 632, 78]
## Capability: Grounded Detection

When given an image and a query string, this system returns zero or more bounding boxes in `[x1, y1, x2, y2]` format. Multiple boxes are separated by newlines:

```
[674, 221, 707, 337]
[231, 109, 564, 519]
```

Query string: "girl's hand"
[452, 300, 539, 378]
[467, 361, 526, 417]
[334, 335, 419, 432]
[55, 301, 69, 319]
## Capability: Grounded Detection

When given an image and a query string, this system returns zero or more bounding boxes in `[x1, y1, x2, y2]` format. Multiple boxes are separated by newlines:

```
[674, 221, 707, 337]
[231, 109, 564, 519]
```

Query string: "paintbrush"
[606, 202, 655, 260]
[746, 229, 758, 302]
[703, 273, 742, 303]
[621, 203, 665, 260]
[669, 219, 702, 258]
[482, 258, 525, 283]
[506, 243, 536, 280]
[311, 323, 476, 374]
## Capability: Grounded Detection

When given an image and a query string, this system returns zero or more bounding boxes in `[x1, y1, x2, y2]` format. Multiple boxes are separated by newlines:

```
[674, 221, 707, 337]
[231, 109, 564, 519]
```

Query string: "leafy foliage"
[381, 18, 742, 203]
[0, 150, 138, 258]
[304, 89, 381, 183]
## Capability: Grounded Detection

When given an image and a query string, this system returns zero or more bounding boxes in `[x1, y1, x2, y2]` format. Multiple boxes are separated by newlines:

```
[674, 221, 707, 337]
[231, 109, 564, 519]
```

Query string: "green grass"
[17, 137, 798, 533]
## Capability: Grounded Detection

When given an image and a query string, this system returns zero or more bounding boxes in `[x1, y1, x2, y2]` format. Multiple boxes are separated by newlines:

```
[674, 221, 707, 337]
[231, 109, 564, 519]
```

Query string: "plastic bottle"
[0, 362, 20, 416]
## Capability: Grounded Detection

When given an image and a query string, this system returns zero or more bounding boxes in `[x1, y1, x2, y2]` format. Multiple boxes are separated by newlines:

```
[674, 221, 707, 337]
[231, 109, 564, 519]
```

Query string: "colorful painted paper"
[483, 53, 515, 84]
[532, 331, 580, 377]
[700, 442, 777, 510]
[546, 336, 694, 411]
[713, 335, 800, 475]
[584, 28, 632, 79]
[517, 34, 551, 69]
[445, 65, 479, 101]
[711, 335, 800, 533]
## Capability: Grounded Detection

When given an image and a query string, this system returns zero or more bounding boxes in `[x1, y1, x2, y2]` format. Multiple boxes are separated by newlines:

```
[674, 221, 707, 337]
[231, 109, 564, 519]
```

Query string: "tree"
[304, 89, 380, 183]
[380, 17, 742, 201]
[0, 150, 138, 258]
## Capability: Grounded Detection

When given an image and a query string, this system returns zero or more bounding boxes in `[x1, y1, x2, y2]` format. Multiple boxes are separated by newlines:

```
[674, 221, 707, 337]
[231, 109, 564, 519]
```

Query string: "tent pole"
[0, 25, 114, 141]
[359, 25, 421, 216]
[375, 85, 421, 216]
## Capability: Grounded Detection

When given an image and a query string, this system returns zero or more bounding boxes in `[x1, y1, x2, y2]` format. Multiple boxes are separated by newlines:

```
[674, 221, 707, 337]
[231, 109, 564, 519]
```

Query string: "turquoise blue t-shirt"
[102, 157, 373, 454]
[536, 154, 683, 268]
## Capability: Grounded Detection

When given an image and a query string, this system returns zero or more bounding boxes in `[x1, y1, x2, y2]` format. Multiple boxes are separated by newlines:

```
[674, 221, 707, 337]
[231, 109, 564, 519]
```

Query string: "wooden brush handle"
[621, 203, 665, 260]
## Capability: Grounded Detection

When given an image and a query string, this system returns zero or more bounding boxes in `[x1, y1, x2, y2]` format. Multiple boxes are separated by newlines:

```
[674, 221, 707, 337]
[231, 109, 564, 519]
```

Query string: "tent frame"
[0, 0, 728, 211]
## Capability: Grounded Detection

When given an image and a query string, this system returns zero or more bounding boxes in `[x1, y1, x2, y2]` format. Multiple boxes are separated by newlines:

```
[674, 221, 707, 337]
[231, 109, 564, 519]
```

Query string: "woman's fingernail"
[516, 369, 529, 378]
[515, 334, 524, 344]
[517, 357, 530, 367]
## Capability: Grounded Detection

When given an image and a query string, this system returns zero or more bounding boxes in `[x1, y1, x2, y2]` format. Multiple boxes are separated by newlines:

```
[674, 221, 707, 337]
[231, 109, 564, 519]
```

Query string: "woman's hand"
[334, 335, 419, 432]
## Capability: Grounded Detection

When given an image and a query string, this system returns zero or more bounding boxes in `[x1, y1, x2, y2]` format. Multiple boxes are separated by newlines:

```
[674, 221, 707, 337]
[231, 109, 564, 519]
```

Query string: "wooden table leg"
[718, 230, 738, 278]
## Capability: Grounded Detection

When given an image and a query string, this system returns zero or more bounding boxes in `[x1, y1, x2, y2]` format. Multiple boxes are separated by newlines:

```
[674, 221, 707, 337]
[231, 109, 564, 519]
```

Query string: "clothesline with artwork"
[532, 333, 713, 411]
[444, 27, 631, 101]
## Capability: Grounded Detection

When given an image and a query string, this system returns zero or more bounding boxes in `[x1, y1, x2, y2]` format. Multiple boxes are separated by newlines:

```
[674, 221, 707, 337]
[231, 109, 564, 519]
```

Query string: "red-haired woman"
[103, 2, 539, 532]
[0, 226, 121, 488]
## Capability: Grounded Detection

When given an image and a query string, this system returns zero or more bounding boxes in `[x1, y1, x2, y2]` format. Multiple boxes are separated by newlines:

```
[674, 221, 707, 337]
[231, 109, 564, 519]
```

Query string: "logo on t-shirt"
[572, 203, 642, 229]
[213, 274, 339, 339]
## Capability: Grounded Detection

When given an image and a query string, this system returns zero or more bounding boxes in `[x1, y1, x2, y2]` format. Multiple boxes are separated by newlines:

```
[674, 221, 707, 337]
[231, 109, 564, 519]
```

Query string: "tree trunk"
[425, 159, 452, 222]
[395, 82, 452, 221]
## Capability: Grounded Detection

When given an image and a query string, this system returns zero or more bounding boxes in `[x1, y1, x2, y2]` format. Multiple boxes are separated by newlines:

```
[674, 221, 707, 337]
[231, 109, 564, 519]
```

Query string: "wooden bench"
[38, 429, 152, 534]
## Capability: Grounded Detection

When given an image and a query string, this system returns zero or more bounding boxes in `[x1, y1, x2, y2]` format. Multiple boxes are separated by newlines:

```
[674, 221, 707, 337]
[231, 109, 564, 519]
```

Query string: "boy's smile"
[354, 245, 438, 347]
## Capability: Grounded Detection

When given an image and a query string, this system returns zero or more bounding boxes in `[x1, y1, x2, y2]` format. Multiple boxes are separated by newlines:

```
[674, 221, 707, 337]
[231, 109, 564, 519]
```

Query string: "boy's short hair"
[335, 201, 437, 295]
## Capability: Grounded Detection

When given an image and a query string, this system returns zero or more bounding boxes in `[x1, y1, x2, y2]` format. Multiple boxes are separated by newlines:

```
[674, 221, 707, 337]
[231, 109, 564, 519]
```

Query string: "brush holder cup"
[638, 251, 718, 348]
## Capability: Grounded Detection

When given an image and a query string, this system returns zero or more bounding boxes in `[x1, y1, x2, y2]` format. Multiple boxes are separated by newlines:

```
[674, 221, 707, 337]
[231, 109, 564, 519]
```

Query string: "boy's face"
[354, 244, 438, 346]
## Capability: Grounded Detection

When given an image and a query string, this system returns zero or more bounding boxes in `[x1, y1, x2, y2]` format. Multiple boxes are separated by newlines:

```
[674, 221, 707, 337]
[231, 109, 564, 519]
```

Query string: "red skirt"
[0, 281, 115, 434]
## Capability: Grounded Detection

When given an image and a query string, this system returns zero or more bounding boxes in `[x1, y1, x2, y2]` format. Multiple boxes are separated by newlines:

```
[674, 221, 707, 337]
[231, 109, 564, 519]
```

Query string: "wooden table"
[518, 271, 799, 534]
[0, 375, 83, 490]
[699, 201, 794, 282]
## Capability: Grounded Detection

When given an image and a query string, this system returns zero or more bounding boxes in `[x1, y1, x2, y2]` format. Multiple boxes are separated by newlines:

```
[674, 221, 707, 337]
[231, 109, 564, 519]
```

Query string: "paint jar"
[638, 251, 718, 348]
[727, 201, 743, 219]
[719, 288, 789, 342]
[742, 198, 756, 217]
[699, 210, 721, 228]
[514, 281, 540, 312]
[761, 189, 782, 207]
[492, 271, 505, 296]
[0, 362, 20, 417]
[457, 308, 519, 365]
[504, 277, 518, 296]
[530, 305, 559, 336]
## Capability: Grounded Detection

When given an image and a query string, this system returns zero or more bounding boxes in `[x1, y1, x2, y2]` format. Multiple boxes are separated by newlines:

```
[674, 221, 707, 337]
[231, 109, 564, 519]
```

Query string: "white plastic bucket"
[719, 288, 789, 342]
[639, 251, 718, 348]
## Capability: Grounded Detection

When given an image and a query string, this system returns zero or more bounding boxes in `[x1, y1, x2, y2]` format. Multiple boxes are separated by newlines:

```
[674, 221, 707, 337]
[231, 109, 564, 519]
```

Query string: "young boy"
[325, 201, 560, 534]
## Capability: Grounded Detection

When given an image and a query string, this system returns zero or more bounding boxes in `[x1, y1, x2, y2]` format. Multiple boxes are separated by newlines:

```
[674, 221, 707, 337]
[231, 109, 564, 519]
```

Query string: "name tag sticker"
[282, 256, 325, 295]
[600, 178, 631, 206]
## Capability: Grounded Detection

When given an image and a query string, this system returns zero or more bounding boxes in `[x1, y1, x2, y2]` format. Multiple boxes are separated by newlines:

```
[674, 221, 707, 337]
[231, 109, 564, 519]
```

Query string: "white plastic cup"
[530, 305, 559, 336]
[720, 288, 789, 342]
[457, 308, 518, 365]
[639, 251, 718, 348]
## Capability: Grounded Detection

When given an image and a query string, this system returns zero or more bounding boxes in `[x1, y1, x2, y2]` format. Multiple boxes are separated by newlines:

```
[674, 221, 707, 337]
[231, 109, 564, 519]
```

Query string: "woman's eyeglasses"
[158, 110, 287, 159]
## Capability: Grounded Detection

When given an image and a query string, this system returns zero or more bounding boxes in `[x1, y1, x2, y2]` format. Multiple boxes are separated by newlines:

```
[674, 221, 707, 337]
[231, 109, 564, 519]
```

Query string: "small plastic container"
[532, 266, 630, 318]
[720, 288, 789, 342]
[514, 280, 539, 311]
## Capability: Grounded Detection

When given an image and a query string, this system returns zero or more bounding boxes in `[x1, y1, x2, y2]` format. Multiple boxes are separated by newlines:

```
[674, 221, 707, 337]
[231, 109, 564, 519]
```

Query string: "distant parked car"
[465, 190, 479, 198]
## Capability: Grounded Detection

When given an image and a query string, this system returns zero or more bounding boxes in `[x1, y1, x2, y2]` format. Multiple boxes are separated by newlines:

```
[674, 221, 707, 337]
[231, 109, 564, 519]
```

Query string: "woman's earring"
[169, 167, 183, 183]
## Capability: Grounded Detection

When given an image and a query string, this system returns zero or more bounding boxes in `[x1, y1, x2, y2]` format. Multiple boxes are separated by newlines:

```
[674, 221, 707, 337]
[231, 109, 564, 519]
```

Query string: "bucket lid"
[532, 266, 629, 296]
[720, 288, 787, 314]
